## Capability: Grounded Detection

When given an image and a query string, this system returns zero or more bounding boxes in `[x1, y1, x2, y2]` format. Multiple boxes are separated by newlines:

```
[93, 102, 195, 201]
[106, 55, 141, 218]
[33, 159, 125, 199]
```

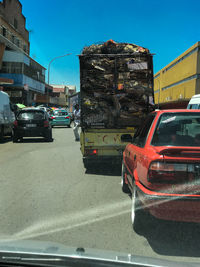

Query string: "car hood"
[0, 239, 196, 266]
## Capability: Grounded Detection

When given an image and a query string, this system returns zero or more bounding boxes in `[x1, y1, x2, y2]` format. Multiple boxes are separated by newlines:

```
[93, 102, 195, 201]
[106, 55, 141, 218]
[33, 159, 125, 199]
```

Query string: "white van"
[0, 91, 15, 141]
[187, 94, 200, 109]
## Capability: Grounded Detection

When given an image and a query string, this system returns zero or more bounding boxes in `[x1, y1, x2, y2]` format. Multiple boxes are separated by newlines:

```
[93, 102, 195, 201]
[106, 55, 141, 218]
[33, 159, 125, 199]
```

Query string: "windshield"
[54, 111, 68, 116]
[151, 113, 200, 146]
[17, 111, 45, 120]
[1, 0, 200, 266]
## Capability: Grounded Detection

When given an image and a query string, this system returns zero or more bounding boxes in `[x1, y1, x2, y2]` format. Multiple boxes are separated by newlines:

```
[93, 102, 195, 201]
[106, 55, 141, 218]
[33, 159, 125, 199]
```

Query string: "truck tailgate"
[81, 129, 135, 156]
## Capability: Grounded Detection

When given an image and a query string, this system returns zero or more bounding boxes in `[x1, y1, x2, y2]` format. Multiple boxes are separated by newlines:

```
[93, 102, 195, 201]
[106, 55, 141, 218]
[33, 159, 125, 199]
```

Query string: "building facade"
[50, 84, 76, 107]
[154, 42, 200, 108]
[0, 0, 45, 105]
[0, 0, 29, 56]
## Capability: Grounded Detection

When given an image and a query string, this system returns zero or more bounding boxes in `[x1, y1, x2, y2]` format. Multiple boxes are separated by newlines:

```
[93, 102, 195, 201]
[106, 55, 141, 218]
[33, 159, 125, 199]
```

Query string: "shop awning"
[0, 77, 14, 85]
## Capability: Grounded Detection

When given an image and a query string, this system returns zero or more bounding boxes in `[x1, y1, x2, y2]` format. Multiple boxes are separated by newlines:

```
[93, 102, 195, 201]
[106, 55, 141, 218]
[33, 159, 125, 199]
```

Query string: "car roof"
[191, 94, 200, 99]
[153, 109, 200, 114]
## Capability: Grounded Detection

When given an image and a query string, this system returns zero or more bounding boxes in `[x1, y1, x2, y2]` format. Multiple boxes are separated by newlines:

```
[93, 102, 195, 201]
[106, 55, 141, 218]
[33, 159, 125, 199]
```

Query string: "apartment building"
[0, 0, 45, 105]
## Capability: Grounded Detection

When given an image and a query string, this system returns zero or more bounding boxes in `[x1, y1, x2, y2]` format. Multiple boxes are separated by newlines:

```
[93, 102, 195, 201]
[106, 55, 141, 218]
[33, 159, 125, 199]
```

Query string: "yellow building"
[154, 42, 200, 108]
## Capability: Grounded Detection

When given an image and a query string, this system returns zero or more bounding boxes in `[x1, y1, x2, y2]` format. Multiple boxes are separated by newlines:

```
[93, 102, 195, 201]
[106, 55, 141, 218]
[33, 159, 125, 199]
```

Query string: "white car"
[187, 94, 200, 109]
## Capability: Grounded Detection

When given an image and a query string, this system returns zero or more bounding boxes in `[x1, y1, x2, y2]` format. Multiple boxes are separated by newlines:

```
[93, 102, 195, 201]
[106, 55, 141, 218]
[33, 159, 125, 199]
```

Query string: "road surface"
[0, 127, 200, 264]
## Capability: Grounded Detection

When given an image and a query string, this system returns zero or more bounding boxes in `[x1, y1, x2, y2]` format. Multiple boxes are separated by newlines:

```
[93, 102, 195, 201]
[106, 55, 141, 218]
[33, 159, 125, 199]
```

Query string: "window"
[54, 110, 68, 116]
[11, 35, 15, 43]
[187, 104, 200, 109]
[16, 38, 20, 47]
[18, 111, 45, 120]
[133, 114, 156, 147]
[23, 45, 27, 53]
[151, 113, 200, 146]
[2, 62, 23, 74]
[2, 27, 7, 37]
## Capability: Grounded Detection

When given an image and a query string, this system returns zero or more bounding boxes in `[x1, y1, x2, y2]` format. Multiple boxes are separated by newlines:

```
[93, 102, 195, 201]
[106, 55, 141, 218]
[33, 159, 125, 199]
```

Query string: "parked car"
[122, 109, 200, 232]
[13, 108, 53, 142]
[187, 94, 200, 109]
[0, 91, 15, 141]
[50, 109, 71, 128]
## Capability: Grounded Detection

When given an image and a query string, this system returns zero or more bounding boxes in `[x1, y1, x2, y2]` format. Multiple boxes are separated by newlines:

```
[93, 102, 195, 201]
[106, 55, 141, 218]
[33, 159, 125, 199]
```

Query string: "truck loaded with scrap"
[79, 40, 154, 169]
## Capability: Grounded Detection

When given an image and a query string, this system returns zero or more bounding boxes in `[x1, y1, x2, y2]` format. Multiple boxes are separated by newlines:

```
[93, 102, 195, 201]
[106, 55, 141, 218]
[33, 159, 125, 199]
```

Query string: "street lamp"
[47, 53, 71, 106]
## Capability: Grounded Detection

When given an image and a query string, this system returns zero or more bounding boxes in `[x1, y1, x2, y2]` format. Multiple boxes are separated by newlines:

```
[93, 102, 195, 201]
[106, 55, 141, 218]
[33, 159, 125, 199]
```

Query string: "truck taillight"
[147, 162, 193, 184]
[85, 149, 98, 156]
[44, 120, 49, 127]
[13, 120, 18, 127]
[92, 149, 97, 155]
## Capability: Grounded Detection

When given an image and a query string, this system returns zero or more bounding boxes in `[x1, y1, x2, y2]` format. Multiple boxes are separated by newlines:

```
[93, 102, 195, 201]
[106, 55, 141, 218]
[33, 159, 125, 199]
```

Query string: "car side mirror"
[121, 134, 133, 143]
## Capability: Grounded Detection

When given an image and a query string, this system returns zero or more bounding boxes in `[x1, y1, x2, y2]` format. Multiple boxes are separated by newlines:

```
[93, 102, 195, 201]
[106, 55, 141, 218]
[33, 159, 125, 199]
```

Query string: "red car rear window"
[151, 112, 200, 147]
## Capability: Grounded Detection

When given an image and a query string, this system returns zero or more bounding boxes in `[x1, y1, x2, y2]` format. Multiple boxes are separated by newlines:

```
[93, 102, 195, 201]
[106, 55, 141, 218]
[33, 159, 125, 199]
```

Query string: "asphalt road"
[1, 127, 200, 264]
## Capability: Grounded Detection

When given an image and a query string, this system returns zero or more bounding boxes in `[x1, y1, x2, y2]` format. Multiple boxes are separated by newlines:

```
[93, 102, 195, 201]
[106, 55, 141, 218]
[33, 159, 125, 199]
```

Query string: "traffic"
[1, 40, 200, 266]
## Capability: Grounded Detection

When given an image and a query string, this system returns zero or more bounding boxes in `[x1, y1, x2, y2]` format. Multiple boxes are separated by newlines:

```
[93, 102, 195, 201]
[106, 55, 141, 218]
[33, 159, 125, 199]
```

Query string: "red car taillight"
[65, 116, 70, 119]
[44, 120, 49, 127]
[147, 162, 194, 184]
[13, 120, 18, 127]
[51, 116, 56, 119]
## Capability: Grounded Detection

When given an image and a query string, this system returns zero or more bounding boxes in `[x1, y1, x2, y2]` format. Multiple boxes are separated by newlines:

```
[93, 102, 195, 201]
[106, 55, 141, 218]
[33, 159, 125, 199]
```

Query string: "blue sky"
[20, 0, 200, 91]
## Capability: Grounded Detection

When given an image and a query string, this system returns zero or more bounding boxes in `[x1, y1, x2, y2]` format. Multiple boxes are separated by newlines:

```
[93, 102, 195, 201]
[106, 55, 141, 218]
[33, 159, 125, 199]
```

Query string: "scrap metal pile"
[79, 40, 154, 128]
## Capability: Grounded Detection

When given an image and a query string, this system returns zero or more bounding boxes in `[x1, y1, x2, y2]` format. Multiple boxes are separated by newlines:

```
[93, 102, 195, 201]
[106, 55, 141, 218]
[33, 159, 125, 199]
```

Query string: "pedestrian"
[73, 104, 81, 141]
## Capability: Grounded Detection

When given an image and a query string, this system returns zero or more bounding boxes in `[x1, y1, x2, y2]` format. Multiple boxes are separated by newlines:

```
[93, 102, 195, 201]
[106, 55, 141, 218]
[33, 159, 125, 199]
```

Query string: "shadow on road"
[18, 138, 54, 143]
[85, 163, 121, 176]
[139, 216, 200, 257]
[52, 126, 71, 129]
[0, 137, 13, 144]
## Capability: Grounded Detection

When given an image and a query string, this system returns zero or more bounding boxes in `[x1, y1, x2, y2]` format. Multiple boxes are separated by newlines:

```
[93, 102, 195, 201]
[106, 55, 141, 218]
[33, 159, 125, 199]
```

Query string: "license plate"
[26, 124, 36, 127]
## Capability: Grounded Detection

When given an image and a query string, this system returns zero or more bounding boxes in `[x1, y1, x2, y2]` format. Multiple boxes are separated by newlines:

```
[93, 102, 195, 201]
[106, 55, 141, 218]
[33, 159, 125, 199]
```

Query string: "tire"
[131, 184, 147, 234]
[45, 130, 53, 142]
[121, 162, 131, 194]
[13, 134, 19, 143]
[0, 126, 4, 143]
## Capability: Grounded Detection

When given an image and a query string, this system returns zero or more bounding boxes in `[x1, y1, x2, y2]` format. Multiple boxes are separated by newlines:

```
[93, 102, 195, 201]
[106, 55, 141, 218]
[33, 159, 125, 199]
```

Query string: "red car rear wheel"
[121, 162, 131, 194]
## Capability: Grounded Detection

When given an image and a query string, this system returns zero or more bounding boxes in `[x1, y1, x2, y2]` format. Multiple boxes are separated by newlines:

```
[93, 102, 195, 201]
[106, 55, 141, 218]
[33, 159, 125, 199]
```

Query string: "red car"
[122, 109, 200, 231]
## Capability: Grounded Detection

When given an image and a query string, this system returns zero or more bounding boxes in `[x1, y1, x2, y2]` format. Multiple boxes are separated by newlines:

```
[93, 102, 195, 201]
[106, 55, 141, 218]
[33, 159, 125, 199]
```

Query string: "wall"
[154, 42, 200, 106]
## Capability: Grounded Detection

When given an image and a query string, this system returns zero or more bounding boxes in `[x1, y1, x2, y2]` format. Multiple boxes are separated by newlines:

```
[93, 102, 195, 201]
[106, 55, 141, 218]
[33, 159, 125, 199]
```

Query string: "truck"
[0, 90, 15, 142]
[79, 40, 154, 169]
